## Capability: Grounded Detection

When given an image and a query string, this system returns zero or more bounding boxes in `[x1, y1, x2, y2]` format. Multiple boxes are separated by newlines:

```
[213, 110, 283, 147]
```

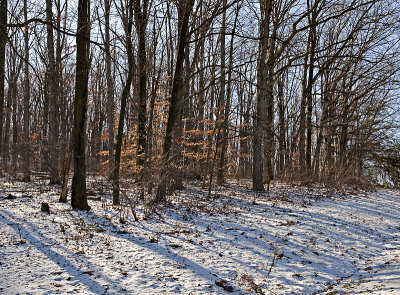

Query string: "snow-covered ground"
[0, 177, 399, 294]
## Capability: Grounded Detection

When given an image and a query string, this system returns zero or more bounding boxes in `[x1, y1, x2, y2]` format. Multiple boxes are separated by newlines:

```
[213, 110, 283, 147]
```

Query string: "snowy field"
[0, 176, 399, 294]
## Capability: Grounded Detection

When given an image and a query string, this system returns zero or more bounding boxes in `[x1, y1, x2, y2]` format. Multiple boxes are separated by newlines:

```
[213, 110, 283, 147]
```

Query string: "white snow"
[0, 177, 399, 294]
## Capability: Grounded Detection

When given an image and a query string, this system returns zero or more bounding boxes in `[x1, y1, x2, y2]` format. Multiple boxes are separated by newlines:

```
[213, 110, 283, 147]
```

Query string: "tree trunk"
[60, 141, 72, 202]
[112, 0, 134, 206]
[41, 75, 49, 171]
[145, 12, 164, 193]
[3, 56, 21, 166]
[313, 69, 330, 178]
[22, 0, 31, 182]
[0, 0, 6, 168]
[156, 0, 195, 202]
[216, 0, 227, 186]
[46, 0, 61, 184]
[299, 53, 308, 173]
[3, 79, 11, 165]
[12, 83, 17, 175]
[104, 0, 115, 177]
[253, 0, 272, 191]
[71, 0, 91, 211]
[56, 1, 67, 181]
[277, 76, 285, 176]
[217, 4, 239, 185]
[306, 7, 317, 174]
[134, 0, 148, 173]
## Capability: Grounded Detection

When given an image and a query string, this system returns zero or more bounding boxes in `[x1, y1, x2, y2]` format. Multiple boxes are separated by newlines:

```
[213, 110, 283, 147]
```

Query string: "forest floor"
[0, 175, 399, 295]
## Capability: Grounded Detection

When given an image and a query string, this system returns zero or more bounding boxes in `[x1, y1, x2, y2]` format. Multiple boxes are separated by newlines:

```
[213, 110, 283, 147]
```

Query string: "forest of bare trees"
[1, 0, 400, 209]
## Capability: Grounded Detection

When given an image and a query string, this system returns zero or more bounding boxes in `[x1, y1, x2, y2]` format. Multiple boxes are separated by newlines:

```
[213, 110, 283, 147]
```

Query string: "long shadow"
[80, 210, 240, 292]
[23, 183, 395, 294]
[0, 209, 107, 294]
[159, 186, 400, 292]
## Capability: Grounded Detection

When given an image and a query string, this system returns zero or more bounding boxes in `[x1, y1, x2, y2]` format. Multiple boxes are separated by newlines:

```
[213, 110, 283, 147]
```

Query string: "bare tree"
[156, 0, 195, 202]
[22, 0, 30, 182]
[104, 0, 115, 177]
[0, 0, 6, 169]
[112, 0, 135, 206]
[134, 0, 149, 174]
[71, 0, 91, 210]
[46, 0, 61, 184]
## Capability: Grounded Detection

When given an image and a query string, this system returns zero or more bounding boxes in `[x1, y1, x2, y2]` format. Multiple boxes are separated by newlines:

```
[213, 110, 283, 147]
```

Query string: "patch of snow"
[0, 178, 399, 294]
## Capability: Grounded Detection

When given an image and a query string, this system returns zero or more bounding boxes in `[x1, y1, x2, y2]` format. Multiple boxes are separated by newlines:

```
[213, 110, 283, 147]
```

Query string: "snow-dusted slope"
[1, 179, 399, 294]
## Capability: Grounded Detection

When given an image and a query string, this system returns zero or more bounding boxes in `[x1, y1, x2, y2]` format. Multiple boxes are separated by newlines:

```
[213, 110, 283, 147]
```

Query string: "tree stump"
[41, 202, 50, 213]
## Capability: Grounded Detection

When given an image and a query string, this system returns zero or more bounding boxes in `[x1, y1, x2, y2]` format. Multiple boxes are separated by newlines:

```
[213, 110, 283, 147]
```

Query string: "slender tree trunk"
[277, 76, 285, 176]
[92, 72, 102, 171]
[313, 71, 329, 177]
[299, 52, 308, 173]
[12, 84, 17, 174]
[156, 0, 195, 202]
[104, 0, 115, 177]
[41, 75, 49, 171]
[3, 80, 11, 165]
[202, 50, 217, 189]
[145, 13, 163, 193]
[306, 7, 317, 174]
[216, 1, 227, 186]
[217, 4, 239, 185]
[71, 0, 91, 210]
[47, 0, 61, 184]
[0, 0, 6, 168]
[60, 141, 72, 202]
[56, 0, 67, 179]
[339, 78, 350, 171]
[112, 0, 134, 206]
[196, 43, 206, 175]
[22, 0, 31, 182]
[3, 57, 21, 166]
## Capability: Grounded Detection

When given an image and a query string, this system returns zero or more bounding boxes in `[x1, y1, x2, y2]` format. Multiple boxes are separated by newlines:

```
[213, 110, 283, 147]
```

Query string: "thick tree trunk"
[71, 0, 91, 211]
[253, 0, 272, 191]
[134, 0, 148, 172]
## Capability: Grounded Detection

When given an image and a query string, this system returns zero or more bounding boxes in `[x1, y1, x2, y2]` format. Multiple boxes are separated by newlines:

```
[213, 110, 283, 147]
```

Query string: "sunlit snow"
[1, 177, 399, 294]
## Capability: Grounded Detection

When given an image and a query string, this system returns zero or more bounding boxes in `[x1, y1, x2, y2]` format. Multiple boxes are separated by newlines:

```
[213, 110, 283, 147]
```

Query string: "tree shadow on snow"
[0, 209, 109, 294]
